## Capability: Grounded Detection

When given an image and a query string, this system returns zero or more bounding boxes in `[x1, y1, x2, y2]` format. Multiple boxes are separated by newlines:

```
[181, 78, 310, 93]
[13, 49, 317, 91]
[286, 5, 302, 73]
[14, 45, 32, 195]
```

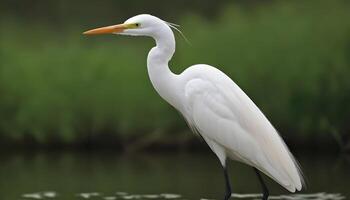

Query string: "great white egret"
[83, 14, 304, 200]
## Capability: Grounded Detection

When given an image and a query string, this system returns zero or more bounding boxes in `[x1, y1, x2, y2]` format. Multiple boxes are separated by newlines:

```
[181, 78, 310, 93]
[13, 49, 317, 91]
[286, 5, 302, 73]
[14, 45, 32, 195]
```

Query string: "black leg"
[223, 165, 232, 200]
[253, 168, 269, 200]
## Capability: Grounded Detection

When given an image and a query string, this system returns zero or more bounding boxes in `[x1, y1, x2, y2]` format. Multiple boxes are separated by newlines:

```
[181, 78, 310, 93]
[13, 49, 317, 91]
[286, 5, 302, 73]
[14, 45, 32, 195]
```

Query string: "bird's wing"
[183, 65, 303, 192]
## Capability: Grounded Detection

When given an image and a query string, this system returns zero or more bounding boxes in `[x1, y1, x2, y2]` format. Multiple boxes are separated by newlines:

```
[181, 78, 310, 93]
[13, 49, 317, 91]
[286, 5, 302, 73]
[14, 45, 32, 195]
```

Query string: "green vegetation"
[1, 0, 349, 147]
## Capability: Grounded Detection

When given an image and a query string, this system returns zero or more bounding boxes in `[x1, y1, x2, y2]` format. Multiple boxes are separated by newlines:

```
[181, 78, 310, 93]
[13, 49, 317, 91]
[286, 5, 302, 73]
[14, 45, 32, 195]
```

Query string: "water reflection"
[3, 152, 348, 200]
[231, 193, 345, 200]
[21, 191, 345, 200]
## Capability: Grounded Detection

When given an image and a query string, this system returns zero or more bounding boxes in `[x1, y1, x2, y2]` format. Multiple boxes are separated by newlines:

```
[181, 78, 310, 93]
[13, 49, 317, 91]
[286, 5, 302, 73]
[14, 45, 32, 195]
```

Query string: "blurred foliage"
[0, 0, 349, 146]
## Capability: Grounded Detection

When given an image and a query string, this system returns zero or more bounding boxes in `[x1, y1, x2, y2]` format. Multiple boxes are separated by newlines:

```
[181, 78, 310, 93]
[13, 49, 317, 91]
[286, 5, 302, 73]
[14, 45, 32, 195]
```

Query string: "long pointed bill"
[83, 24, 128, 35]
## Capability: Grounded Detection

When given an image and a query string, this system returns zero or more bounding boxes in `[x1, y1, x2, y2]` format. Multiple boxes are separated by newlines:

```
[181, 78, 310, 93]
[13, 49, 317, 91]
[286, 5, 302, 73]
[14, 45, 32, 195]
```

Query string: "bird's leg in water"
[223, 166, 232, 200]
[253, 168, 269, 200]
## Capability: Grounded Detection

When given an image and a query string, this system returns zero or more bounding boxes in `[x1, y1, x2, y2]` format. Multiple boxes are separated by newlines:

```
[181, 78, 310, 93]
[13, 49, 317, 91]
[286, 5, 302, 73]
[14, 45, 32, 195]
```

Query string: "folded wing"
[183, 65, 304, 192]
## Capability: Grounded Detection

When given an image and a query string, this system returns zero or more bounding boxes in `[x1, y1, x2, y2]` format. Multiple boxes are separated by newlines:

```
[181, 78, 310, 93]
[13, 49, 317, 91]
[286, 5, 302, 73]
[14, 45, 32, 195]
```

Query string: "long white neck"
[147, 25, 180, 108]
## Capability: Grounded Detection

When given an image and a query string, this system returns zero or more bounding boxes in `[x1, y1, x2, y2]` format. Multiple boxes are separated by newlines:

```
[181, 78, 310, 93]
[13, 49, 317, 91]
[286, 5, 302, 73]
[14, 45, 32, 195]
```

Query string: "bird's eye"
[135, 23, 140, 27]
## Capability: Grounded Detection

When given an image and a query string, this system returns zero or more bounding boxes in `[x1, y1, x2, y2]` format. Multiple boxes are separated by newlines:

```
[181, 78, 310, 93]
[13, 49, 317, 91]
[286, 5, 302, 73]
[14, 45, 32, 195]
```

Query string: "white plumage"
[84, 14, 304, 199]
[181, 64, 303, 192]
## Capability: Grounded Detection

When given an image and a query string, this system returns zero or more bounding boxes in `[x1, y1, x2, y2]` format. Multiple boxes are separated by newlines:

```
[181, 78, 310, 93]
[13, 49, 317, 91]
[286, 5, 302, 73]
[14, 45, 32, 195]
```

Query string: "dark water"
[0, 151, 349, 200]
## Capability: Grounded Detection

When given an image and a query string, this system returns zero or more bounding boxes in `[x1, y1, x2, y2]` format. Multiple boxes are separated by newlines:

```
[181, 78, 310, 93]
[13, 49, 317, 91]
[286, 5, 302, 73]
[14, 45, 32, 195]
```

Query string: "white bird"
[83, 14, 304, 200]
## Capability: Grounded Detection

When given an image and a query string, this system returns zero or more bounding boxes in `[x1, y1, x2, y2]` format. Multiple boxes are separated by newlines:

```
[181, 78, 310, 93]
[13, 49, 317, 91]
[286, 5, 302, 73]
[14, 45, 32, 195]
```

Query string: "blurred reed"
[0, 0, 349, 148]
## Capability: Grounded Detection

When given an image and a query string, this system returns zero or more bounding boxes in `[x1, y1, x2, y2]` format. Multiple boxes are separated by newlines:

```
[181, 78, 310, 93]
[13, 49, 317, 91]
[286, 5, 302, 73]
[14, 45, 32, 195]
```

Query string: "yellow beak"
[83, 24, 128, 35]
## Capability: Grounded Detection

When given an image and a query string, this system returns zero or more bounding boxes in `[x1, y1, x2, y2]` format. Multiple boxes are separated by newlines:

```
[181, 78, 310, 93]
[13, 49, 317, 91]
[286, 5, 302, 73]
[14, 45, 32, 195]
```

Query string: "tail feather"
[265, 136, 305, 192]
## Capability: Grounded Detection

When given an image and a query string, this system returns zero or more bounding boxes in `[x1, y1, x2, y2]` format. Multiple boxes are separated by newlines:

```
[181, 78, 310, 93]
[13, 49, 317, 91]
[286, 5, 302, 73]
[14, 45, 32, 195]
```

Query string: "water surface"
[0, 151, 348, 199]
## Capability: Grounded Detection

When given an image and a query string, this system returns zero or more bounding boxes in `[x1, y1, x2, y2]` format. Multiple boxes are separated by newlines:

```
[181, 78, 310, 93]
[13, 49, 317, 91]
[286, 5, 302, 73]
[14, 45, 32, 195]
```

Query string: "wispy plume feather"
[164, 21, 191, 45]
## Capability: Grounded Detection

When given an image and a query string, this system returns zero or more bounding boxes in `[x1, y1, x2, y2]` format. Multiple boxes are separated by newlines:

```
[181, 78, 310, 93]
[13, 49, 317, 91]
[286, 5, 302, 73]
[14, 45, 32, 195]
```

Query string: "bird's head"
[83, 14, 170, 38]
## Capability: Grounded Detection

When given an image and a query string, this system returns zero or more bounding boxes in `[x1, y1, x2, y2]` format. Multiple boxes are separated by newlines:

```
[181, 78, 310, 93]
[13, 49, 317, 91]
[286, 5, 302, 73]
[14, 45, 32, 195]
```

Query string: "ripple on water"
[21, 192, 345, 200]
[22, 191, 57, 199]
[116, 192, 128, 196]
[77, 192, 101, 198]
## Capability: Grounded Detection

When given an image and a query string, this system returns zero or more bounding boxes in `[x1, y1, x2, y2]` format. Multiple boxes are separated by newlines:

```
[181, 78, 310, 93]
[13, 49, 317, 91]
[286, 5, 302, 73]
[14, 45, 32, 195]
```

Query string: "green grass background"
[1, 0, 349, 148]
